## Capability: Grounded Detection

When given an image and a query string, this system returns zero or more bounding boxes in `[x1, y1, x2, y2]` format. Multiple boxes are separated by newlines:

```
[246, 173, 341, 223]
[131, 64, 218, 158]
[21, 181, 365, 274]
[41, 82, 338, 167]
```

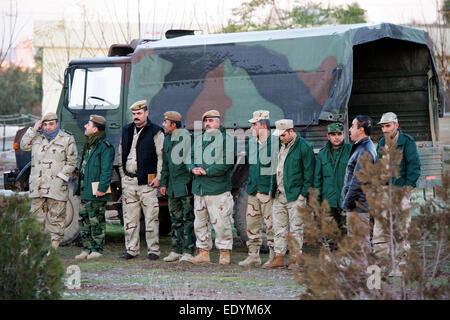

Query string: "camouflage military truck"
[4, 22, 444, 245]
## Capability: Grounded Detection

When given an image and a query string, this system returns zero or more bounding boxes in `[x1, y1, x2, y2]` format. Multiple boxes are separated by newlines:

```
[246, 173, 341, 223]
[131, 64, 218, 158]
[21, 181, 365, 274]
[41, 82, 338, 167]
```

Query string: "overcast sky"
[0, 0, 443, 45]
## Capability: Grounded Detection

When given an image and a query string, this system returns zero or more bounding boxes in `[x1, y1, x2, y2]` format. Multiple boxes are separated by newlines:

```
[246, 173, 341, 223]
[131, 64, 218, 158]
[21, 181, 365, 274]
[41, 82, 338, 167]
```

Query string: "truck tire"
[232, 183, 268, 252]
[60, 181, 80, 246]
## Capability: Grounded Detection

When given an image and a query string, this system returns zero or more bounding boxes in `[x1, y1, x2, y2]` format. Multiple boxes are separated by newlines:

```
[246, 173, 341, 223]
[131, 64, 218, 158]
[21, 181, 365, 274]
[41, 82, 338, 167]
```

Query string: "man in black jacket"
[341, 115, 377, 244]
[118, 100, 165, 260]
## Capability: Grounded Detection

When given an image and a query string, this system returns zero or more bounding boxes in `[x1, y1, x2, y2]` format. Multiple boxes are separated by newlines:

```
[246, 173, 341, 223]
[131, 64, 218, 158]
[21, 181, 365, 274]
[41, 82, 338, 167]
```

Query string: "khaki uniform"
[246, 193, 274, 254]
[20, 127, 78, 241]
[372, 190, 411, 260]
[118, 128, 164, 256]
[193, 191, 234, 250]
[273, 138, 306, 255]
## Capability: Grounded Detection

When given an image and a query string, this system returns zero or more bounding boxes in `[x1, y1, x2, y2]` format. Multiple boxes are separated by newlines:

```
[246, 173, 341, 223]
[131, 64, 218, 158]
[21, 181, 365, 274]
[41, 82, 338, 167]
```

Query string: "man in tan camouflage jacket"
[20, 112, 78, 249]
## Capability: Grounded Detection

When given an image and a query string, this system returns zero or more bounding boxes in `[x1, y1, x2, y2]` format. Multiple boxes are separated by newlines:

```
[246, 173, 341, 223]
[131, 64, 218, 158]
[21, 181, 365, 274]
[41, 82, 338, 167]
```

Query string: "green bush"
[0, 195, 64, 299]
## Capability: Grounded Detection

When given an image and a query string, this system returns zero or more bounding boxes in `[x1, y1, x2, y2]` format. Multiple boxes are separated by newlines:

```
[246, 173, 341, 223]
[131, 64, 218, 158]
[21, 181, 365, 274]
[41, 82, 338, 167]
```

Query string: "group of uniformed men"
[22, 100, 421, 271]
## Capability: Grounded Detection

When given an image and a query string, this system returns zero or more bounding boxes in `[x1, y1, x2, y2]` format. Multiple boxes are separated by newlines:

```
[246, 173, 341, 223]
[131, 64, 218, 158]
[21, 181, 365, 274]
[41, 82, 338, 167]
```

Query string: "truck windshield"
[68, 67, 122, 110]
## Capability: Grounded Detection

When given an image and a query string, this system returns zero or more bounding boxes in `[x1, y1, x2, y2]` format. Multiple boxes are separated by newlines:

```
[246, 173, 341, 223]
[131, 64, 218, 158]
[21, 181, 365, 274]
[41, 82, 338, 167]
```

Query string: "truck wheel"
[60, 182, 80, 246]
[232, 183, 268, 252]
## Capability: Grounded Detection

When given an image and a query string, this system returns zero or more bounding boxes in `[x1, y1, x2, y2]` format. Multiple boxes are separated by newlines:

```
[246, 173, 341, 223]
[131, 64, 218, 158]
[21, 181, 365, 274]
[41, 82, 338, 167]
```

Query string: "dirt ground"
[59, 223, 307, 300]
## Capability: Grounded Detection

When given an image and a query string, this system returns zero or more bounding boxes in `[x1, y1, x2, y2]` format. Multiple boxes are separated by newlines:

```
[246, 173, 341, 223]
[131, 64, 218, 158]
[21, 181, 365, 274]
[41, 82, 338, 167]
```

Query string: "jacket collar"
[354, 136, 371, 146]
[396, 130, 406, 146]
[85, 137, 105, 163]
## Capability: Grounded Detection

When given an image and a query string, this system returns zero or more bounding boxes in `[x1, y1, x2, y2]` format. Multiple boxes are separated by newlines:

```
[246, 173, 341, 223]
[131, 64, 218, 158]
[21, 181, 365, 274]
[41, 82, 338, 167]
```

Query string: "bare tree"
[0, 0, 27, 68]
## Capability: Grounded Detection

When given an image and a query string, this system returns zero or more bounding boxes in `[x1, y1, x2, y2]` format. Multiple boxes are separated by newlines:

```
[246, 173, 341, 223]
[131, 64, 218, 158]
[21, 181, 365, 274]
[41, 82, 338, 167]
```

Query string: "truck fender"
[16, 161, 31, 182]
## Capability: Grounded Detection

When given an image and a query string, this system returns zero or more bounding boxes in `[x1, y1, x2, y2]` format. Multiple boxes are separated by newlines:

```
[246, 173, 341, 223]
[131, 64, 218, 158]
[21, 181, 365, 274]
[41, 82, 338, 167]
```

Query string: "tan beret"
[130, 100, 147, 111]
[248, 110, 270, 123]
[90, 114, 107, 126]
[164, 111, 182, 122]
[273, 119, 294, 136]
[202, 109, 220, 121]
[42, 112, 58, 122]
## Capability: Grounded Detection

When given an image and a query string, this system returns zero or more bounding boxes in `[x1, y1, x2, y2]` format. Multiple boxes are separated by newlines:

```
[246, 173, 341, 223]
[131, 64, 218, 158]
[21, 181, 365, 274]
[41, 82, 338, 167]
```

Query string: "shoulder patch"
[104, 140, 112, 147]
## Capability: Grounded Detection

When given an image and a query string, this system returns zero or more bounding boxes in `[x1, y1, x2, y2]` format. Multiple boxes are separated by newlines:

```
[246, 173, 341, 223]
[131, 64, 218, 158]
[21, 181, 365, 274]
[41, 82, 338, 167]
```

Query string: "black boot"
[119, 252, 137, 260]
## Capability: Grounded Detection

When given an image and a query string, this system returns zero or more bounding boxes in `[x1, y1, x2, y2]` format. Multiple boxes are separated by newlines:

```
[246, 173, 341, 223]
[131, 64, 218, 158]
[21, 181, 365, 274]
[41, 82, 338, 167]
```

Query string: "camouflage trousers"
[194, 191, 234, 251]
[168, 195, 196, 255]
[31, 197, 66, 242]
[122, 176, 159, 256]
[246, 193, 274, 255]
[272, 192, 306, 255]
[373, 193, 411, 259]
[79, 200, 106, 253]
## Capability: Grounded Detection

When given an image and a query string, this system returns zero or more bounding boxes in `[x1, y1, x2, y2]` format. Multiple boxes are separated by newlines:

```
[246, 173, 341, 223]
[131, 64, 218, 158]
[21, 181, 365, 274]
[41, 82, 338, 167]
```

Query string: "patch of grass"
[105, 223, 125, 243]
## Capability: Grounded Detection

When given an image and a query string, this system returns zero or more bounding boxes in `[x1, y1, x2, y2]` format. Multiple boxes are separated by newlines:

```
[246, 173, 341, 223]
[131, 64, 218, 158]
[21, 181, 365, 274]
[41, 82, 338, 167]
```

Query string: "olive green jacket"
[74, 137, 115, 202]
[246, 135, 275, 196]
[376, 130, 421, 188]
[161, 129, 192, 198]
[313, 141, 352, 209]
[186, 126, 236, 196]
[270, 134, 315, 202]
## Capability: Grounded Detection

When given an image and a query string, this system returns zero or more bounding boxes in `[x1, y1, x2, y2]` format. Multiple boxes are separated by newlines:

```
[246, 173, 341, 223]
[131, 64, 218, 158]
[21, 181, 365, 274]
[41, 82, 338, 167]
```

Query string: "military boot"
[87, 252, 103, 260]
[262, 254, 285, 268]
[75, 250, 90, 260]
[262, 247, 275, 267]
[187, 249, 210, 264]
[163, 252, 182, 262]
[238, 254, 261, 267]
[219, 249, 231, 265]
[51, 240, 60, 249]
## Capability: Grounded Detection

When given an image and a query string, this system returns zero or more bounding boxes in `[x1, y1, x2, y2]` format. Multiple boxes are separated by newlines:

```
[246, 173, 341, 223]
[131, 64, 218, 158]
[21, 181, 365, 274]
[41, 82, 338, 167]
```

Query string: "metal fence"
[0, 114, 39, 151]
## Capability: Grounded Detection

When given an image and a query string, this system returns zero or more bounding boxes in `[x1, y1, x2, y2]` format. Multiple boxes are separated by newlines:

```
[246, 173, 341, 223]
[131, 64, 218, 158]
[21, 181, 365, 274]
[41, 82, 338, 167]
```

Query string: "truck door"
[60, 64, 125, 153]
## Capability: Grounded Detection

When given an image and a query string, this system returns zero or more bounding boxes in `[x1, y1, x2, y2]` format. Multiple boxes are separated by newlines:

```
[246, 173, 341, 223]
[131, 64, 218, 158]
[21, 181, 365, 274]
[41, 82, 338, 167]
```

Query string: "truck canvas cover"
[127, 22, 441, 129]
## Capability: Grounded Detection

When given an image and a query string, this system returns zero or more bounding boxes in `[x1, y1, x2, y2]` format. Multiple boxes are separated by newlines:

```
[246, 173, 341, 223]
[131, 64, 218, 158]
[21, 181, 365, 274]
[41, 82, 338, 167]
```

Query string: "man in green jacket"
[160, 111, 196, 263]
[186, 109, 236, 265]
[238, 110, 275, 267]
[313, 123, 352, 235]
[264, 119, 315, 269]
[373, 112, 421, 274]
[74, 115, 115, 260]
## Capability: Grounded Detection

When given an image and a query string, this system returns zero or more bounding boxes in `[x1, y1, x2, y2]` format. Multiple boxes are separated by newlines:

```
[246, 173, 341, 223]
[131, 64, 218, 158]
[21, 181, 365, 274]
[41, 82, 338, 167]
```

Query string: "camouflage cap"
[202, 109, 220, 121]
[90, 114, 107, 126]
[273, 119, 293, 136]
[328, 122, 344, 133]
[41, 112, 58, 122]
[130, 100, 147, 111]
[164, 111, 182, 121]
[378, 112, 398, 124]
[248, 110, 270, 123]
